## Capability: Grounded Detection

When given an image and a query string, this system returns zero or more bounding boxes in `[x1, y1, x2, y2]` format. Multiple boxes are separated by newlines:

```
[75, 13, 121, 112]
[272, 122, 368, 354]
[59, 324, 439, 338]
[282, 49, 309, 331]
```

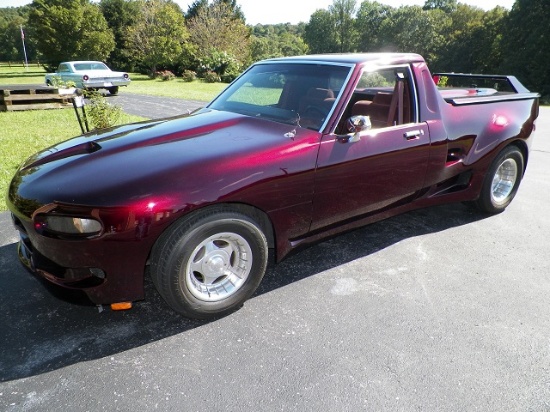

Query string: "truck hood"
[9, 109, 314, 216]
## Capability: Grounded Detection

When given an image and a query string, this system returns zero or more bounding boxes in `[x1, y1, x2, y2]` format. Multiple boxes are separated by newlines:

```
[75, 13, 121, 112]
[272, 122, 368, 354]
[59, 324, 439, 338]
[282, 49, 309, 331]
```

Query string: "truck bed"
[434, 73, 539, 106]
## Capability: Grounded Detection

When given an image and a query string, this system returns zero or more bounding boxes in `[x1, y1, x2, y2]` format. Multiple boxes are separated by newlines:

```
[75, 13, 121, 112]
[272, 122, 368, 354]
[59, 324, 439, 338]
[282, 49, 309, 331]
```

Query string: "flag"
[20, 26, 25, 40]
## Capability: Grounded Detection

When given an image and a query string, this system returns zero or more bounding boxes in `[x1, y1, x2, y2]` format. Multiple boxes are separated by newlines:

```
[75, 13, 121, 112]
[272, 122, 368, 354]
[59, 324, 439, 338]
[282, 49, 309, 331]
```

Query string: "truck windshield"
[208, 63, 351, 131]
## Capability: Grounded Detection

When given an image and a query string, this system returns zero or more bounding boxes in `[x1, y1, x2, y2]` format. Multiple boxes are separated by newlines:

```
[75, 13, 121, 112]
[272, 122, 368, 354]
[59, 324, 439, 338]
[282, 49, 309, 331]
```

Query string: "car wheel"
[108, 86, 119, 95]
[150, 207, 268, 319]
[475, 145, 524, 213]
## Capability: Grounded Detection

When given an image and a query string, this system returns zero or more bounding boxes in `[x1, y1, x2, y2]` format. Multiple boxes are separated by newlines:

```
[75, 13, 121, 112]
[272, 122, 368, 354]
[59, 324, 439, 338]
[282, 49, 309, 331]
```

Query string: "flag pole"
[20, 25, 28, 70]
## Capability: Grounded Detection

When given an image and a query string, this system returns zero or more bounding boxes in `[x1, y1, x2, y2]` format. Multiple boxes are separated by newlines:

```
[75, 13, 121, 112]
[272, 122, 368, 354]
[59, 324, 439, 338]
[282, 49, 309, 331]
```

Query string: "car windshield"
[208, 62, 351, 131]
[73, 62, 109, 71]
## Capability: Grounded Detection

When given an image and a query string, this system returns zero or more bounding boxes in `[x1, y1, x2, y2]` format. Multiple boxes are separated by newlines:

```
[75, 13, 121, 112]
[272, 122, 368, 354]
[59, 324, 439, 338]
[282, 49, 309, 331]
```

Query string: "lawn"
[0, 62, 45, 84]
[125, 72, 227, 101]
[1, 63, 226, 211]
[0, 110, 143, 211]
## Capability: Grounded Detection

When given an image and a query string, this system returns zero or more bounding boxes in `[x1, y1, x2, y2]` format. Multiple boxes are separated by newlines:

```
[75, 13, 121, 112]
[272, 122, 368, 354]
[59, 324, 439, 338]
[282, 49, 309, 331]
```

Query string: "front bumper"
[17, 230, 106, 290]
[10, 212, 148, 305]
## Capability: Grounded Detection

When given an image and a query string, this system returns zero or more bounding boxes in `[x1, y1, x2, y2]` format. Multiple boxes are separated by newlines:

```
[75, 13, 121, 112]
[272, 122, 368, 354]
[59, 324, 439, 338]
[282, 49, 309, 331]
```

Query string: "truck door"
[312, 66, 431, 231]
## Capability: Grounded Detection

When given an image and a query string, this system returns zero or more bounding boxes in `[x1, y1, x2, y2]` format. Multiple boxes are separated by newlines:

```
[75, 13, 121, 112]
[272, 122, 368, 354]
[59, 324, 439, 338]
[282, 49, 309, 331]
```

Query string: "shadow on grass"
[0, 72, 44, 79]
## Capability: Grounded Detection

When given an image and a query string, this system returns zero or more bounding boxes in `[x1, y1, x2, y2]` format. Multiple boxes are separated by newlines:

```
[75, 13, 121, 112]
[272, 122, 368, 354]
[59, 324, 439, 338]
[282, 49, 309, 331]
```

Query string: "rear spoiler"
[433, 73, 540, 105]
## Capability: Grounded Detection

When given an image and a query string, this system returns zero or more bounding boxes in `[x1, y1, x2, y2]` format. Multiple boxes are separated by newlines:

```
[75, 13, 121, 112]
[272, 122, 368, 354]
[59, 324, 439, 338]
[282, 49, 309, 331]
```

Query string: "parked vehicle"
[9, 53, 539, 319]
[45, 61, 130, 95]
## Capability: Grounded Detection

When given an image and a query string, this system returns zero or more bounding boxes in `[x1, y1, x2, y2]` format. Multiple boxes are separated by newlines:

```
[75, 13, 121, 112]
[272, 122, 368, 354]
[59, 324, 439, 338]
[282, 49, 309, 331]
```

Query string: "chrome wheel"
[491, 158, 518, 205]
[150, 207, 268, 319]
[184, 231, 253, 302]
[475, 146, 524, 214]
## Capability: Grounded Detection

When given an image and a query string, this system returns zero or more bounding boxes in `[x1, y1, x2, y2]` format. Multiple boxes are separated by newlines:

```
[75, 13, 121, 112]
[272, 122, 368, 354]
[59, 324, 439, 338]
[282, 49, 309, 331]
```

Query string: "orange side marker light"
[111, 302, 133, 311]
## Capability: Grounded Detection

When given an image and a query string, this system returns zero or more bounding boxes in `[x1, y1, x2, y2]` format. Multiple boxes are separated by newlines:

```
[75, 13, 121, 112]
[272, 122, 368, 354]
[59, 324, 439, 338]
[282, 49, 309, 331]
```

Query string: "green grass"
[228, 85, 282, 106]
[122, 73, 227, 101]
[0, 109, 143, 211]
[1, 110, 81, 211]
[0, 62, 46, 85]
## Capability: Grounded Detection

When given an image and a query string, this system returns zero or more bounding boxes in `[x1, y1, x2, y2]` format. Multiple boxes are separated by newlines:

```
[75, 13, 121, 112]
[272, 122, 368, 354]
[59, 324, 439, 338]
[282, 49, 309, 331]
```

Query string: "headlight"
[35, 215, 102, 236]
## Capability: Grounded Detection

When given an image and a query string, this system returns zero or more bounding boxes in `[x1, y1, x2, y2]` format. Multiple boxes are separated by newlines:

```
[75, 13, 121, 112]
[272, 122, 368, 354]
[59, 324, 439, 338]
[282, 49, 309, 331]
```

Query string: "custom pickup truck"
[8, 53, 539, 319]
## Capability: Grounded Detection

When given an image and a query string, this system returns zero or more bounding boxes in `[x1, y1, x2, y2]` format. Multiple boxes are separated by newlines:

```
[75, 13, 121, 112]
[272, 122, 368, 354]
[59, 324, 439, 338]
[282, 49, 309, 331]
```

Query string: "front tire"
[475, 145, 524, 213]
[150, 207, 268, 319]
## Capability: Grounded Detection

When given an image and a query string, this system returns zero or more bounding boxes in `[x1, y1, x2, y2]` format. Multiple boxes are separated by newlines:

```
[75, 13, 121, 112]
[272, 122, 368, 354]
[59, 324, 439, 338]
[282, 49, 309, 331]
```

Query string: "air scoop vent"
[23, 141, 102, 170]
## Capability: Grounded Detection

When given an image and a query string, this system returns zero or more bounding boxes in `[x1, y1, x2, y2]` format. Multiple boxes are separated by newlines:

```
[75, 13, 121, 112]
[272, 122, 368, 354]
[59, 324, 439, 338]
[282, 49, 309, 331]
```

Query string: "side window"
[337, 67, 415, 133]
[58, 64, 69, 73]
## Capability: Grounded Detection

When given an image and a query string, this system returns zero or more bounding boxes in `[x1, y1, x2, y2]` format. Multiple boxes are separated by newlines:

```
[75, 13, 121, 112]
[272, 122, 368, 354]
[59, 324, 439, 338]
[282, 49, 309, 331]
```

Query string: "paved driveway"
[1, 107, 549, 411]
[109, 92, 204, 119]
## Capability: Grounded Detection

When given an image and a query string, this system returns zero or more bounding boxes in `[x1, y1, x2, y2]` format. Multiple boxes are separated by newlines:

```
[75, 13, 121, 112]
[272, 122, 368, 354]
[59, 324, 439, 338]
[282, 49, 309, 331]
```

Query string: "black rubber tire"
[149, 207, 268, 319]
[108, 86, 119, 95]
[475, 145, 524, 214]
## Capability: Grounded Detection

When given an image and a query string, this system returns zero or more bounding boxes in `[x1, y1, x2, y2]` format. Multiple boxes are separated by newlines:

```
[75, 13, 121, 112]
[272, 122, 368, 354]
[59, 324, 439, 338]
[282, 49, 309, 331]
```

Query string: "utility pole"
[20, 25, 28, 70]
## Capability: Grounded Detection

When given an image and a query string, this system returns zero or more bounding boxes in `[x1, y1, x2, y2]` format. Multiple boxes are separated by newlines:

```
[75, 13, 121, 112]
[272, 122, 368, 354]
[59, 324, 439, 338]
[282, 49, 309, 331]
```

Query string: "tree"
[127, 0, 190, 75]
[304, 0, 357, 54]
[329, 0, 357, 52]
[186, 1, 250, 76]
[100, 0, 141, 71]
[423, 0, 457, 13]
[471, 7, 508, 73]
[377, 6, 450, 63]
[431, 4, 484, 72]
[216, 0, 245, 21]
[250, 36, 277, 62]
[249, 24, 307, 63]
[185, 0, 207, 19]
[278, 31, 308, 57]
[186, 0, 244, 21]
[0, 8, 34, 62]
[27, 0, 115, 69]
[500, 0, 550, 100]
[304, 9, 338, 53]
[355, 1, 393, 52]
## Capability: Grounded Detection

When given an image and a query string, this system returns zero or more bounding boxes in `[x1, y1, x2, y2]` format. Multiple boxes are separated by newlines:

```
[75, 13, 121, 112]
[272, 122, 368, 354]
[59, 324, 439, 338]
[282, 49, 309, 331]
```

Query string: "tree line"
[0, 0, 547, 99]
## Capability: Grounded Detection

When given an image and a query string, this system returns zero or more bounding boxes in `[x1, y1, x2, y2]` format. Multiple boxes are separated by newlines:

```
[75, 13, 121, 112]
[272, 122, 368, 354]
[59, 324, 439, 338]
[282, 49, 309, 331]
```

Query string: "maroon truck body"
[7, 53, 539, 317]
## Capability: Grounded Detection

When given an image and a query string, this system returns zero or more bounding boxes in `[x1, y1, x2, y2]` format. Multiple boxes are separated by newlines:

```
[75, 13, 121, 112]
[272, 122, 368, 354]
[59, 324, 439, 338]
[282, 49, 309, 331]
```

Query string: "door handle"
[404, 129, 424, 140]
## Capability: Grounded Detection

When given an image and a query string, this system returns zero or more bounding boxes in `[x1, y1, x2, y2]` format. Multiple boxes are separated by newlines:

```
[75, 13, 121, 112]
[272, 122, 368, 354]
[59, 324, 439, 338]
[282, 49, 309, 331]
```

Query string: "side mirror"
[337, 115, 372, 143]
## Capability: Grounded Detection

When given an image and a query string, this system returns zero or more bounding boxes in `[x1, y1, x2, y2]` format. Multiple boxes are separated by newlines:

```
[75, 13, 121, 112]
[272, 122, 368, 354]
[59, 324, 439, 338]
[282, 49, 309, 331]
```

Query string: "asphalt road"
[109, 92, 205, 119]
[1, 103, 549, 411]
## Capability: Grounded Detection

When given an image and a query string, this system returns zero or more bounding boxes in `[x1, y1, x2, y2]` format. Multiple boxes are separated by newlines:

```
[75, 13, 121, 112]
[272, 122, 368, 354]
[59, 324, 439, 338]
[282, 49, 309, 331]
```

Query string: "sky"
[2, 0, 516, 25]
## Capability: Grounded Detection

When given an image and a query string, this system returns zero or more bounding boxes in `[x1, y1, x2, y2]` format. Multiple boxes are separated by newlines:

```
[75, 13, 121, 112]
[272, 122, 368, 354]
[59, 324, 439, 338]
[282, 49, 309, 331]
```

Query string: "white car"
[45, 61, 131, 95]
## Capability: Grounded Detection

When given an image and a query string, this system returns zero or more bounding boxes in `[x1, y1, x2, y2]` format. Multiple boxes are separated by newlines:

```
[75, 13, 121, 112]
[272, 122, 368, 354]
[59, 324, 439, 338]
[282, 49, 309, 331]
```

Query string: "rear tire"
[475, 146, 524, 213]
[108, 86, 119, 95]
[150, 207, 268, 319]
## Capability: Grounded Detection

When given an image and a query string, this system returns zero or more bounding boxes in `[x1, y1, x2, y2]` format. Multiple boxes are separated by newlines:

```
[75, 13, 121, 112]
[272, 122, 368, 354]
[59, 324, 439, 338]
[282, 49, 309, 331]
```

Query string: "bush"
[197, 49, 241, 82]
[221, 70, 240, 83]
[181, 70, 196, 82]
[84, 91, 122, 130]
[154, 70, 176, 81]
[48, 75, 76, 89]
[203, 71, 221, 83]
